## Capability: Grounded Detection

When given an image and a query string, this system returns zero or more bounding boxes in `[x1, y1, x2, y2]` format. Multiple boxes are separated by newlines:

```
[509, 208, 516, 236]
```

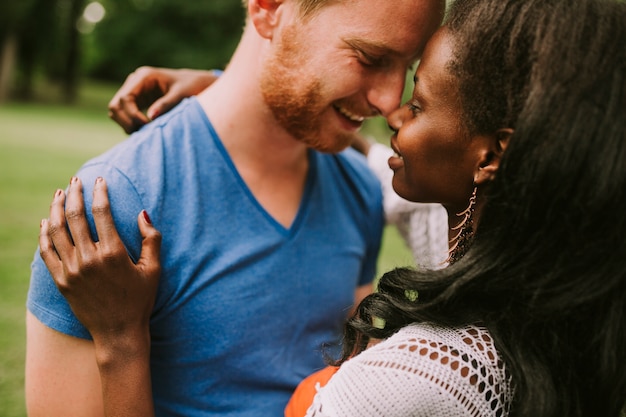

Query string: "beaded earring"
[447, 186, 477, 264]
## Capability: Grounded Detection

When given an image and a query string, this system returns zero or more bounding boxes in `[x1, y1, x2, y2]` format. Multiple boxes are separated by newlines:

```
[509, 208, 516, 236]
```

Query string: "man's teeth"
[335, 105, 365, 122]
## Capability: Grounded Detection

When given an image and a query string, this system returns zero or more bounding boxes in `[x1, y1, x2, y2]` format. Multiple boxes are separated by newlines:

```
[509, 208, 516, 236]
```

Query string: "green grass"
[0, 82, 412, 416]
[0, 89, 126, 417]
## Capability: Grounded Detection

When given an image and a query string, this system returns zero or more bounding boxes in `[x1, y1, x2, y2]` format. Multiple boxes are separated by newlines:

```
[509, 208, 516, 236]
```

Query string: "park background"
[0, 1, 417, 415]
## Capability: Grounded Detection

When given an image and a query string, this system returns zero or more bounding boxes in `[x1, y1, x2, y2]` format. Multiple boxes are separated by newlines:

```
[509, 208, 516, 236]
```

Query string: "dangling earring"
[447, 186, 477, 264]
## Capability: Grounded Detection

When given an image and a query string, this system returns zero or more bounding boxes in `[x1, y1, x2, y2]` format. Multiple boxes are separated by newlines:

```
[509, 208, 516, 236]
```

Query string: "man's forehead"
[310, 0, 443, 55]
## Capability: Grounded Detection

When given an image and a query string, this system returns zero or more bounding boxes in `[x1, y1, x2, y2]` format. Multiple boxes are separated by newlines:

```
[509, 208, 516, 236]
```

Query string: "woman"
[39, 0, 626, 415]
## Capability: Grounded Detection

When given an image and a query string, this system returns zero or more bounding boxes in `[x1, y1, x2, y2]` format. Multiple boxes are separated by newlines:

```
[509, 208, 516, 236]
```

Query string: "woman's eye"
[407, 101, 421, 114]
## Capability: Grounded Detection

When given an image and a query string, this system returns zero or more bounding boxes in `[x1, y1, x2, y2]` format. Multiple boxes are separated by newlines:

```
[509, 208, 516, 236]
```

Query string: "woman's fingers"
[39, 218, 63, 281]
[64, 177, 96, 252]
[136, 210, 163, 281]
[42, 189, 80, 292]
[46, 188, 76, 263]
[91, 177, 126, 255]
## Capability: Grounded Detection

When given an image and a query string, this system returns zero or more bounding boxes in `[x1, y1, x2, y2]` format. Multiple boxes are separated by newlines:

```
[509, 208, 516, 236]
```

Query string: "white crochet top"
[367, 143, 449, 269]
[305, 323, 513, 417]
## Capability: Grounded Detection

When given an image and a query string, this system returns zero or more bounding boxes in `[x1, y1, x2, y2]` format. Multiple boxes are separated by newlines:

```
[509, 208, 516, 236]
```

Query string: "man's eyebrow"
[343, 37, 397, 56]
[343, 37, 422, 66]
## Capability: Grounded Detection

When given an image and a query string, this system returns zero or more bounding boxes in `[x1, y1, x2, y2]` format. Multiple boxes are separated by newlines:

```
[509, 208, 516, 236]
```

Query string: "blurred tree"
[0, 0, 245, 103]
[87, 0, 245, 81]
[0, 0, 37, 101]
[0, 0, 85, 102]
[62, 0, 87, 102]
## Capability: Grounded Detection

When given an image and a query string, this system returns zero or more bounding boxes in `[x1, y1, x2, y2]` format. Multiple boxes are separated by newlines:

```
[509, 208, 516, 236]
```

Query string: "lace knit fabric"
[306, 323, 513, 417]
[367, 143, 449, 269]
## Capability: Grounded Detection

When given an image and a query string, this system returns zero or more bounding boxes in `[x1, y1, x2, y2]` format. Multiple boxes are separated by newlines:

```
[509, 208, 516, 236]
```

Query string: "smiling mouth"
[333, 104, 366, 123]
[390, 141, 403, 159]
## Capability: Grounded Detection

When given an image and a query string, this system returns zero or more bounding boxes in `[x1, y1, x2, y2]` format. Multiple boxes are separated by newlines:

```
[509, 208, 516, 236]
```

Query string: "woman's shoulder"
[381, 322, 505, 373]
[309, 323, 513, 417]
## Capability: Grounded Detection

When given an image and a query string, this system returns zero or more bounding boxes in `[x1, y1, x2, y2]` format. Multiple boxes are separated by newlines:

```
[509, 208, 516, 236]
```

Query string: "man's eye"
[357, 51, 384, 67]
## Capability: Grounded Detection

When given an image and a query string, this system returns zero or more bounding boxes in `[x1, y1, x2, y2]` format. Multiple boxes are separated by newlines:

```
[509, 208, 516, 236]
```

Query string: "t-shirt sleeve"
[27, 162, 145, 339]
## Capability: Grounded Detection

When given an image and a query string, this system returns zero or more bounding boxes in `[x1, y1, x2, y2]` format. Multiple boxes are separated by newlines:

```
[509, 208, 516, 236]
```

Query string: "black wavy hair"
[335, 0, 626, 416]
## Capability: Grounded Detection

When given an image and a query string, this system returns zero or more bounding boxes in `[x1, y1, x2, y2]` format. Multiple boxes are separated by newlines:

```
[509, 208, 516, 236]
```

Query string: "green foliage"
[0, 0, 38, 36]
[87, 0, 246, 81]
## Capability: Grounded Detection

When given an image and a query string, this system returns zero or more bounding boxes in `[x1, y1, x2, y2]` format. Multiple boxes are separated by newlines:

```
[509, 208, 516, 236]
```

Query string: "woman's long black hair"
[335, 0, 626, 416]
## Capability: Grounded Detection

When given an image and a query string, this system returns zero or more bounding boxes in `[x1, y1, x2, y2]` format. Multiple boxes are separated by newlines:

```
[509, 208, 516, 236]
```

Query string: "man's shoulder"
[86, 98, 212, 173]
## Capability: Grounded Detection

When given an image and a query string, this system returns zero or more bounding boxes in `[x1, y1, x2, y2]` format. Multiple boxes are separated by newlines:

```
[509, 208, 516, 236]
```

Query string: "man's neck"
[195, 26, 311, 228]
[197, 24, 309, 172]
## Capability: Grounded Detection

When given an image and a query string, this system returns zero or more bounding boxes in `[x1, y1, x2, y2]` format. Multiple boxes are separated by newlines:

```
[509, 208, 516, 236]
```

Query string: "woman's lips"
[388, 152, 404, 170]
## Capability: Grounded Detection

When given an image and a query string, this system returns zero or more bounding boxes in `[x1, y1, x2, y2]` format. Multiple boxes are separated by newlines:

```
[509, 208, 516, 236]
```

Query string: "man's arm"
[27, 300, 154, 417]
[350, 283, 373, 317]
[25, 312, 104, 417]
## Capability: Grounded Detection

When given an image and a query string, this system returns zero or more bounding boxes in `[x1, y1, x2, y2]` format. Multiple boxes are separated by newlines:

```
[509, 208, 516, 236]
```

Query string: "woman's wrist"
[93, 328, 156, 417]
[93, 327, 151, 371]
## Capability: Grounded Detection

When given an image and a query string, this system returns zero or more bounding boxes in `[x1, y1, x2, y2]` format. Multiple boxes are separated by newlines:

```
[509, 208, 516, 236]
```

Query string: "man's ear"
[474, 128, 513, 185]
[248, 0, 284, 40]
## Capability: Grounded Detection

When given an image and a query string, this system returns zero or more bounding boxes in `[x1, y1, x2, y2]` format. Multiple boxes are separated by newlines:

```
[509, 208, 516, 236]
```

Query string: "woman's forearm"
[94, 329, 155, 417]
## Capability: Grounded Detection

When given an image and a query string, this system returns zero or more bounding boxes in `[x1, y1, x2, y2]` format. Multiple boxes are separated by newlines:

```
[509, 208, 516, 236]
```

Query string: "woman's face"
[387, 28, 486, 214]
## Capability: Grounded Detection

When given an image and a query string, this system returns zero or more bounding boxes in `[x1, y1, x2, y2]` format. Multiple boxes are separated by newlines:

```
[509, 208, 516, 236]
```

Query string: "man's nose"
[366, 68, 406, 117]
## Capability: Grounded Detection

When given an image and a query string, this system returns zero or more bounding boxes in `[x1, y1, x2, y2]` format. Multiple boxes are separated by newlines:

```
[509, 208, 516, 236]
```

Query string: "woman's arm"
[39, 177, 162, 417]
[108, 67, 220, 134]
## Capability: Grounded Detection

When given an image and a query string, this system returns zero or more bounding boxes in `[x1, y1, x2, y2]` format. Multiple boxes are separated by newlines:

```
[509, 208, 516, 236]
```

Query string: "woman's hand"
[108, 66, 219, 133]
[39, 176, 162, 349]
[39, 177, 162, 416]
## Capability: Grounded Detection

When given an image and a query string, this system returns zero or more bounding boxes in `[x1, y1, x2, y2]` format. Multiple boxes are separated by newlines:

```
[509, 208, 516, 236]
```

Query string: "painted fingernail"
[70, 176, 78, 185]
[95, 177, 104, 184]
[54, 189, 63, 198]
[142, 210, 152, 224]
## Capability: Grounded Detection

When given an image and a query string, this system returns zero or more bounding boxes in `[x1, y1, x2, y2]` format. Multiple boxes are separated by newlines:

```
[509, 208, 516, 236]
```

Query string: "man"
[25, 0, 445, 415]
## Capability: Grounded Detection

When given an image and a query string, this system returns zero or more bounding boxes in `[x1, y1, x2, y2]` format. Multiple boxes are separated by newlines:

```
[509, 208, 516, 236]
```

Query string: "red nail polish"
[142, 210, 152, 224]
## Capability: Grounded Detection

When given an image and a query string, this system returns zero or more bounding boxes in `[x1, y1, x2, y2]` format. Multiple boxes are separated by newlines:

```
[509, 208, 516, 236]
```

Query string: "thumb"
[146, 91, 182, 121]
[136, 210, 162, 277]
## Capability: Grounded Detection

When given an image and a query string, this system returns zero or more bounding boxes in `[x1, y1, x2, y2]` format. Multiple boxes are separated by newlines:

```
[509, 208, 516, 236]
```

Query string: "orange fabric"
[284, 366, 340, 417]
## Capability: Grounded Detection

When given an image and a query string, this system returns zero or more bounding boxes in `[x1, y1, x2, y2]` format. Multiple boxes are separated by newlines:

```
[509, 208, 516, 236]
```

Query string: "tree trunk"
[62, 0, 85, 103]
[0, 34, 17, 102]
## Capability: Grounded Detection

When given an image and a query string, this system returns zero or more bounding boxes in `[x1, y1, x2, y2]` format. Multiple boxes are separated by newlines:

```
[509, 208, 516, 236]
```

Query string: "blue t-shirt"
[27, 98, 384, 416]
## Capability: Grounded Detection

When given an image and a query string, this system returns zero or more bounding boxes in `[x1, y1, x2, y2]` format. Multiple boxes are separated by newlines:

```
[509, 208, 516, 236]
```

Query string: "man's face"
[260, 0, 444, 153]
